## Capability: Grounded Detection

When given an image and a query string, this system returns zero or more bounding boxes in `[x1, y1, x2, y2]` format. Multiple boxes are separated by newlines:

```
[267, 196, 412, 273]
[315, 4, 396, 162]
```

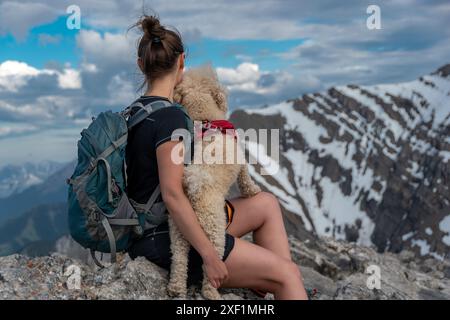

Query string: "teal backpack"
[67, 99, 192, 267]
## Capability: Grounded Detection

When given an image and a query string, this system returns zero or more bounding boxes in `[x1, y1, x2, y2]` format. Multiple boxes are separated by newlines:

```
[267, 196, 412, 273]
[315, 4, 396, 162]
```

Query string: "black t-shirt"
[125, 96, 191, 204]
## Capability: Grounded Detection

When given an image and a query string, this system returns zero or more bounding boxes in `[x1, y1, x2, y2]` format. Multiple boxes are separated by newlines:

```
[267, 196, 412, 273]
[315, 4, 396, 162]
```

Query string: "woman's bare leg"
[225, 192, 307, 299]
[221, 237, 307, 300]
[227, 192, 291, 260]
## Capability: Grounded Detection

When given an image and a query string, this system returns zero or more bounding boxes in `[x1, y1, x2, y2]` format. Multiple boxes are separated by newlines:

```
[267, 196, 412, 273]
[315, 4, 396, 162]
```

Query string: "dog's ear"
[212, 85, 228, 113]
[173, 73, 192, 104]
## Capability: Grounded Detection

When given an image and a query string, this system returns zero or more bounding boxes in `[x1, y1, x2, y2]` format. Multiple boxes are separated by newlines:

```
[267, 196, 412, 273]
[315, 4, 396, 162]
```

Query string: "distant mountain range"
[0, 161, 65, 199]
[0, 65, 448, 261]
[0, 202, 67, 256]
[230, 64, 450, 260]
[0, 161, 75, 224]
[0, 160, 74, 256]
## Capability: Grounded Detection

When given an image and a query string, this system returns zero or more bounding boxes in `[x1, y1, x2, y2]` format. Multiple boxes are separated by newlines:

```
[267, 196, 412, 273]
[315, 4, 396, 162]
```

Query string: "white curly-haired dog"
[167, 65, 261, 299]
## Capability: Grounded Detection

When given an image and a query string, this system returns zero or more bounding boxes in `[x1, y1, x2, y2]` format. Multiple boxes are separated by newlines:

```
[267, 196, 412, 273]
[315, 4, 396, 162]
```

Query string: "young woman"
[126, 15, 308, 300]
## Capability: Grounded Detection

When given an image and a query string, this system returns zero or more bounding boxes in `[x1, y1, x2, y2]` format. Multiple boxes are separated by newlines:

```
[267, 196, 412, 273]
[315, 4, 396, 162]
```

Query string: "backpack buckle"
[90, 209, 100, 221]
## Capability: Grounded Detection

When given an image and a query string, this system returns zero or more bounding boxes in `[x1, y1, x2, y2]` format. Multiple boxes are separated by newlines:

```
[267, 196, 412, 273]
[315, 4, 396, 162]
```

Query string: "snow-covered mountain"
[230, 64, 450, 260]
[0, 160, 75, 224]
[0, 161, 66, 199]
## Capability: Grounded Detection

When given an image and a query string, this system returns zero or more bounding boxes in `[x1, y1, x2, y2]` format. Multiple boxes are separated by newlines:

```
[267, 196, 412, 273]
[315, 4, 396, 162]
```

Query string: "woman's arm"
[156, 140, 228, 288]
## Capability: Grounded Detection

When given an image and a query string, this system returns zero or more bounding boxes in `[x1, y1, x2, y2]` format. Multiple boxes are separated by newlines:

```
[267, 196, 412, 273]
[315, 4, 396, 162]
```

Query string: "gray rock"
[0, 236, 448, 300]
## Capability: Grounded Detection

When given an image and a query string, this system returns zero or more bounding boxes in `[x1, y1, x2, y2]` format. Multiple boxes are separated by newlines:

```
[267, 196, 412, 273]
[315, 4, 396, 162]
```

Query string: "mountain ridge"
[0, 161, 65, 199]
[0, 202, 67, 256]
[0, 161, 75, 224]
[230, 63, 450, 259]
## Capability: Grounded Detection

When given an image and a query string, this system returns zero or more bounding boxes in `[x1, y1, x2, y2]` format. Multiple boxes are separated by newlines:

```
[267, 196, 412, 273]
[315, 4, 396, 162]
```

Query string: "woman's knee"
[257, 191, 277, 203]
[253, 192, 279, 211]
[284, 260, 302, 281]
[254, 192, 282, 220]
[270, 259, 301, 285]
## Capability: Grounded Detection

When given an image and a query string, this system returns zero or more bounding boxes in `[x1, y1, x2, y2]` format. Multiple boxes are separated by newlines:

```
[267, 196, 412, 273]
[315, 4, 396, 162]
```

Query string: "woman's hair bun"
[140, 15, 166, 40]
[132, 12, 185, 87]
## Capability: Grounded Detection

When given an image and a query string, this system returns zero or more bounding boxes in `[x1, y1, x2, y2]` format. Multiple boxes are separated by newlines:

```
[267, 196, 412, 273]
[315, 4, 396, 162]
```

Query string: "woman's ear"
[175, 54, 185, 86]
[179, 53, 185, 71]
[173, 81, 185, 104]
[137, 58, 144, 72]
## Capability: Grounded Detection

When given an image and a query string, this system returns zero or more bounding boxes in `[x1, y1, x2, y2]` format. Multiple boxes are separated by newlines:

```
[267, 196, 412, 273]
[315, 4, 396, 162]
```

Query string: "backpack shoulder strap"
[172, 102, 190, 118]
[127, 99, 173, 130]
[144, 184, 161, 213]
[172, 103, 194, 136]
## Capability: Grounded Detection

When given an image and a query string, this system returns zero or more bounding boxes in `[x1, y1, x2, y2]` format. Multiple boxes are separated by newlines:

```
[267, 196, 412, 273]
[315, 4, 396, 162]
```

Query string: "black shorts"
[127, 200, 236, 286]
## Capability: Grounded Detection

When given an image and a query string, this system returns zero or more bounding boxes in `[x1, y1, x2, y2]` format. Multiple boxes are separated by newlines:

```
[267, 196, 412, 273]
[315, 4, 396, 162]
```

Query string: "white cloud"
[217, 63, 261, 91]
[57, 68, 81, 89]
[81, 63, 98, 73]
[0, 124, 85, 165]
[107, 74, 135, 106]
[0, 94, 82, 123]
[0, 61, 50, 92]
[0, 60, 82, 92]
[216, 62, 321, 108]
[0, 123, 39, 138]
[0, 1, 58, 41]
[0, 99, 52, 120]
[75, 30, 141, 109]
[76, 30, 136, 66]
[217, 62, 320, 97]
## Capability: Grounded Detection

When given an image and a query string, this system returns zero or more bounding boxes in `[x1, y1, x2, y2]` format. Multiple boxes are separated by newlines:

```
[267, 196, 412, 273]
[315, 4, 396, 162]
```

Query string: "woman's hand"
[202, 253, 229, 288]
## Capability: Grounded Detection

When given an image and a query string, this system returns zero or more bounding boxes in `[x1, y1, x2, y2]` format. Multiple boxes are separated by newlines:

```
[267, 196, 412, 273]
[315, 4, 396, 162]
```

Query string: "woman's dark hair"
[132, 15, 184, 87]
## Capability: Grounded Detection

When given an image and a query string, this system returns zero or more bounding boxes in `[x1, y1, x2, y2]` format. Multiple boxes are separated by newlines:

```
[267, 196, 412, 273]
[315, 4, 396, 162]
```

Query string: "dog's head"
[174, 64, 228, 121]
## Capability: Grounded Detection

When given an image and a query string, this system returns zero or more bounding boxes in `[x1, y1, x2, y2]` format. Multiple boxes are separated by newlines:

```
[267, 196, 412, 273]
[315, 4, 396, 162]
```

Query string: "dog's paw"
[202, 287, 222, 300]
[167, 282, 187, 299]
[247, 185, 262, 197]
[240, 184, 261, 198]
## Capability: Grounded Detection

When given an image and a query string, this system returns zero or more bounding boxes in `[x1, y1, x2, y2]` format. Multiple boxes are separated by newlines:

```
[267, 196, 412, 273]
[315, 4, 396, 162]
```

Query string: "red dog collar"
[198, 120, 237, 139]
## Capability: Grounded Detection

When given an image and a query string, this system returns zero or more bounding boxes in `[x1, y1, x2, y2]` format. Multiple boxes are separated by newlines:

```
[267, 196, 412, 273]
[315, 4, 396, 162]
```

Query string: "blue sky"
[0, 16, 80, 68]
[0, 0, 449, 166]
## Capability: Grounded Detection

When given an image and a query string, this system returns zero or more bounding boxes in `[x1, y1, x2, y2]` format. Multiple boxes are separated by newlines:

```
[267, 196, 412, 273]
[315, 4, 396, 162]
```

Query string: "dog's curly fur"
[167, 65, 261, 299]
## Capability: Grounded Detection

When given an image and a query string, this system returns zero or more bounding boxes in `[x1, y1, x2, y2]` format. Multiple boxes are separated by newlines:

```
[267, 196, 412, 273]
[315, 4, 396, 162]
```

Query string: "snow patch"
[411, 239, 430, 256]
[439, 216, 450, 246]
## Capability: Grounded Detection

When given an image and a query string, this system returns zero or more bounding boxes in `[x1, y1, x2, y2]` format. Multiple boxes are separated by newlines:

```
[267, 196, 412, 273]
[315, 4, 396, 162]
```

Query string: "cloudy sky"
[0, 0, 449, 165]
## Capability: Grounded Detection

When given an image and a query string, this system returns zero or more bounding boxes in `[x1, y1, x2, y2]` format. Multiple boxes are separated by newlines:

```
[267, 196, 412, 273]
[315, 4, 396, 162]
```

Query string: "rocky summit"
[0, 236, 448, 300]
